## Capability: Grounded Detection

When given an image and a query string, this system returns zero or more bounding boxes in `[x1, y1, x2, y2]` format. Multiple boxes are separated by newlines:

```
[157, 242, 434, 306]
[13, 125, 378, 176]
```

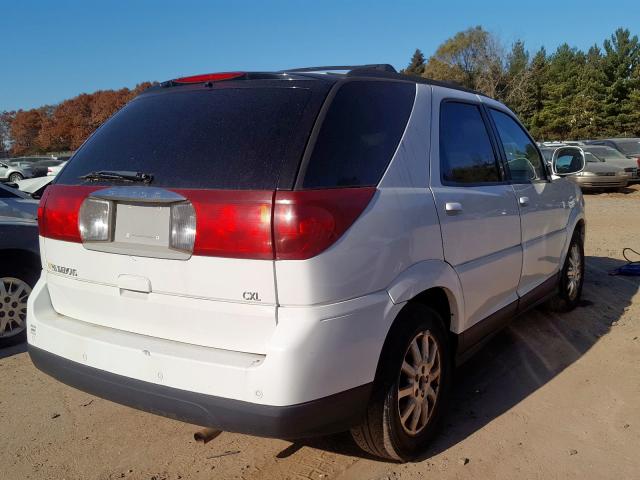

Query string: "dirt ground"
[2, 185, 639, 480]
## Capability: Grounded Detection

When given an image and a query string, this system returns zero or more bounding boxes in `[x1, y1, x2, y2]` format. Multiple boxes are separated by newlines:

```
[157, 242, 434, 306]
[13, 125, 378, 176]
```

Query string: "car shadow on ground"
[0, 341, 27, 360]
[277, 256, 639, 463]
[585, 186, 640, 195]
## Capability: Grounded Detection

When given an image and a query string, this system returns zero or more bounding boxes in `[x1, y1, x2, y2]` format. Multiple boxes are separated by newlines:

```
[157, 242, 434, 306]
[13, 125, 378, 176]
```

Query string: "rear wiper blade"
[80, 171, 154, 184]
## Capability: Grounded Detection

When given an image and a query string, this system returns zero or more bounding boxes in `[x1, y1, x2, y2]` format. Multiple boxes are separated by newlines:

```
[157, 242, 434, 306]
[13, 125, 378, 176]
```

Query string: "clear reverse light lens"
[78, 198, 112, 242]
[170, 202, 196, 252]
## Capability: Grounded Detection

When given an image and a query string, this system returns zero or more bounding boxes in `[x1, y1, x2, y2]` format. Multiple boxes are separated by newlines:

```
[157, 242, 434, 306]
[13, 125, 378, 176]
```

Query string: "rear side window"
[300, 81, 415, 188]
[584, 152, 602, 163]
[57, 88, 316, 189]
[489, 109, 546, 183]
[440, 102, 501, 184]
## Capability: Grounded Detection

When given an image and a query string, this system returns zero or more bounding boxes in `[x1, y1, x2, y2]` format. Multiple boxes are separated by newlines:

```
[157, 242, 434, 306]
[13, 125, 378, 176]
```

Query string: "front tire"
[350, 304, 452, 461]
[546, 231, 584, 312]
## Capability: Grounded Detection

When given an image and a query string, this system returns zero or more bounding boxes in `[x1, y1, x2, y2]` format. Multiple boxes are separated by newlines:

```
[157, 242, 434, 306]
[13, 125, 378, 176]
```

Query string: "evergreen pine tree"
[602, 28, 640, 136]
[404, 48, 426, 75]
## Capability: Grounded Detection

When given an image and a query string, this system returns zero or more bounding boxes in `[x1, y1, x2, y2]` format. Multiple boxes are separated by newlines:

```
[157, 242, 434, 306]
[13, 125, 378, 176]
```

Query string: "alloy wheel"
[566, 244, 582, 300]
[0, 277, 31, 338]
[397, 330, 441, 436]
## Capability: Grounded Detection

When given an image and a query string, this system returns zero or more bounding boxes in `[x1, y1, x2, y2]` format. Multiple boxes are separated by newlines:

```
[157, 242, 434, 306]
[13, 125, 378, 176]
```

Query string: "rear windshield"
[299, 81, 415, 188]
[57, 87, 317, 189]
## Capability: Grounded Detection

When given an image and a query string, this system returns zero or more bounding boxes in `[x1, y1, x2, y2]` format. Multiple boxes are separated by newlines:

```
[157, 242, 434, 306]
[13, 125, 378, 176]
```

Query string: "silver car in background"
[584, 138, 640, 160]
[582, 145, 639, 181]
[541, 146, 629, 191]
[0, 159, 35, 182]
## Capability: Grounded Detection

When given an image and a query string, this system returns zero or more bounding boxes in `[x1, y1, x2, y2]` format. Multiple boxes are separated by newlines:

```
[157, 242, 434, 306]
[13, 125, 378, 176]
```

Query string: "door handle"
[445, 202, 463, 214]
[519, 196, 530, 207]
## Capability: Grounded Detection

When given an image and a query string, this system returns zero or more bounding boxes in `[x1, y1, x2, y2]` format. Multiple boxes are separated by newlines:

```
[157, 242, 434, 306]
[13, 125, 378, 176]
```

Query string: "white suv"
[27, 65, 586, 461]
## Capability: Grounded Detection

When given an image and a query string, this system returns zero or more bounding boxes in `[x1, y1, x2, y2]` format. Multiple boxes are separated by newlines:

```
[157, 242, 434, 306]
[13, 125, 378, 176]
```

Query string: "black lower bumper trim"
[29, 346, 372, 439]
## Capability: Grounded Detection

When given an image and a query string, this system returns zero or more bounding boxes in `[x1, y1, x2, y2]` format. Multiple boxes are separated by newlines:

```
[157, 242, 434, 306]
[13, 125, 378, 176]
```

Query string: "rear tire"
[0, 266, 38, 348]
[546, 230, 584, 312]
[350, 304, 452, 461]
[8, 172, 23, 183]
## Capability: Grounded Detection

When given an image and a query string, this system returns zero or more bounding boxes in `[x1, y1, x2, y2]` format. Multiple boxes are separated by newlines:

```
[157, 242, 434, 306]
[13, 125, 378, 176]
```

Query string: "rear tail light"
[179, 187, 375, 260]
[79, 198, 113, 242]
[177, 190, 274, 259]
[170, 202, 196, 252]
[39, 185, 376, 261]
[39, 185, 99, 242]
[636, 157, 640, 169]
[273, 188, 376, 260]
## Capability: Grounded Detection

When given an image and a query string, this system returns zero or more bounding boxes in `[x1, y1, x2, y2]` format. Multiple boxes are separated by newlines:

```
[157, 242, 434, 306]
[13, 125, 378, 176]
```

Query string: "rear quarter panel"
[274, 84, 444, 306]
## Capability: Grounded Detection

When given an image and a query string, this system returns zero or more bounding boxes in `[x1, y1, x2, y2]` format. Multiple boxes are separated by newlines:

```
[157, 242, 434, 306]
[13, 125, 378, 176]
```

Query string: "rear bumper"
[571, 175, 628, 188]
[27, 276, 397, 437]
[29, 346, 371, 438]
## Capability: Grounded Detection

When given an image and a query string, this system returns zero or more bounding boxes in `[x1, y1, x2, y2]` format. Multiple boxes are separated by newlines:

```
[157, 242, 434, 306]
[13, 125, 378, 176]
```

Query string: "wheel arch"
[386, 259, 464, 334]
[560, 210, 586, 267]
[375, 260, 466, 382]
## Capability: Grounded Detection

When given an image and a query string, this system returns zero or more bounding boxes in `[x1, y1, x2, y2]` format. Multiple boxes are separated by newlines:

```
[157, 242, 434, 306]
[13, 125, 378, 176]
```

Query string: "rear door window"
[299, 81, 415, 189]
[57, 87, 318, 190]
[439, 101, 501, 184]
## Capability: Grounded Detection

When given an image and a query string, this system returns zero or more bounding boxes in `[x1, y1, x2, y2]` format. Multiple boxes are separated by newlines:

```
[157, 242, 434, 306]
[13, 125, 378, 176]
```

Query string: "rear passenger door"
[487, 107, 571, 298]
[431, 94, 522, 330]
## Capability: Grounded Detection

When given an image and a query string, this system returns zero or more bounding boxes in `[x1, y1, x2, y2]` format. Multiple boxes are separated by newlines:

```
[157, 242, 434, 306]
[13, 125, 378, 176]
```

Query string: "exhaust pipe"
[194, 428, 222, 444]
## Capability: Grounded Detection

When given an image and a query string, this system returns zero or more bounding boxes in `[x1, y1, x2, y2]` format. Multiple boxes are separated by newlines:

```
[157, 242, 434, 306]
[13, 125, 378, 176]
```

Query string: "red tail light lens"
[172, 72, 245, 84]
[38, 185, 376, 261]
[274, 187, 376, 260]
[39, 185, 100, 242]
[37, 187, 51, 233]
[177, 190, 274, 259]
[636, 157, 640, 169]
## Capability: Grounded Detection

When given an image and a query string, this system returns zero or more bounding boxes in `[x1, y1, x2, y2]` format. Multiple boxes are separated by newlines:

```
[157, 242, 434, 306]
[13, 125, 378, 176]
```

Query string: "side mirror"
[552, 146, 585, 176]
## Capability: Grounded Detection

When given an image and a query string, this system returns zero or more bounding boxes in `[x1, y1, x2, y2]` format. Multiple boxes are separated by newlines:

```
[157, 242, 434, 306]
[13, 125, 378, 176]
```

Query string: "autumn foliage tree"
[2, 82, 153, 156]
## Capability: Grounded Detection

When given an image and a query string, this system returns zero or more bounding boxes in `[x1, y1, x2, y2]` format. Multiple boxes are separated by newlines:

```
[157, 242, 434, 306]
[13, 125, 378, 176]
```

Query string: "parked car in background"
[582, 145, 639, 182]
[541, 146, 629, 191]
[0, 159, 35, 182]
[584, 138, 640, 160]
[30, 158, 66, 178]
[15, 176, 54, 199]
[28, 65, 588, 461]
[0, 183, 39, 219]
[47, 161, 68, 177]
[0, 184, 40, 347]
[540, 140, 586, 147]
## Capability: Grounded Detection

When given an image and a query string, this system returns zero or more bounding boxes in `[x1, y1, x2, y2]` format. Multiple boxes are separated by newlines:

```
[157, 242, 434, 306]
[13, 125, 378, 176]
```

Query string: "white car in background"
[28, 65, 587, 461]
[15, 176, 54, 199]
[47, 161, 68, 176]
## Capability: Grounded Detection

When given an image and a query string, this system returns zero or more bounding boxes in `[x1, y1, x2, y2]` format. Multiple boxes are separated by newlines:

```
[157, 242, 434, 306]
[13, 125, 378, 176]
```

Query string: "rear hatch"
[40, 78, 329, 354]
